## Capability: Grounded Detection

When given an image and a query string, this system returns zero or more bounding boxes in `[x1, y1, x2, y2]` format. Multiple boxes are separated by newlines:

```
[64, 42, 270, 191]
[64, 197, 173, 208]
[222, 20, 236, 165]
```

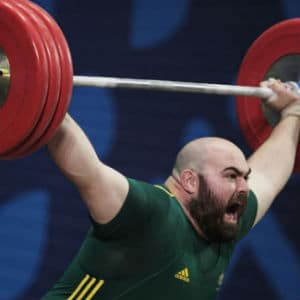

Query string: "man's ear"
[180, 169, 197, 194]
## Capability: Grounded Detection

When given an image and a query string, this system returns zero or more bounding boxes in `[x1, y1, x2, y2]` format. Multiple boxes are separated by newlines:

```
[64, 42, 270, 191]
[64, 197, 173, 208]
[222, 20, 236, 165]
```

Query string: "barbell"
[0, 0, 300, 172]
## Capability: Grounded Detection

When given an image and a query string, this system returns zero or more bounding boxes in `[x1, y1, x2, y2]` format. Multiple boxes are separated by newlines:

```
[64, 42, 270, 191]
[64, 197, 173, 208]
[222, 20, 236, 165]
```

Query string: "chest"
[132, 245, 230, 299]
[84, 244, 231, 300]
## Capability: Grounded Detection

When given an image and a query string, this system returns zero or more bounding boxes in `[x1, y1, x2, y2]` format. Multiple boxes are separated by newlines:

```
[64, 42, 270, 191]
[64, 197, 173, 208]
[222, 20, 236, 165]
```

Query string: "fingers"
[260, 78, 300, 119]
[261, 78, 297, 95]
[260, 78, 299, 111]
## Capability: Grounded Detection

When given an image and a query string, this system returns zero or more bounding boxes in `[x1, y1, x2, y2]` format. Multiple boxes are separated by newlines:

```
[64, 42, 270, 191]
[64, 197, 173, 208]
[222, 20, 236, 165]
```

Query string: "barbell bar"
[1, 68, 298, 99]
[1, 65, 291, 99]
[0, 66, 285, 100]
[73, 75, 277, 98]
[0, 68, 279, 98]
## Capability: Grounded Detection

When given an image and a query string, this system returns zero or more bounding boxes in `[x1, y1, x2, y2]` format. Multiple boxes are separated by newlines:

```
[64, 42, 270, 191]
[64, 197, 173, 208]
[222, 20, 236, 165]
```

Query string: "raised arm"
[47, 114, 129, 224]
[247, 79, 300, 226]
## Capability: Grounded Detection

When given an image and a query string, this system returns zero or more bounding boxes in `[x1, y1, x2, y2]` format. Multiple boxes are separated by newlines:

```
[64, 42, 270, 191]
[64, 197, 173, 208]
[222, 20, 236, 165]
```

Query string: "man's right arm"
[47, 113, 129, 224]
[247, 80, 300, 226]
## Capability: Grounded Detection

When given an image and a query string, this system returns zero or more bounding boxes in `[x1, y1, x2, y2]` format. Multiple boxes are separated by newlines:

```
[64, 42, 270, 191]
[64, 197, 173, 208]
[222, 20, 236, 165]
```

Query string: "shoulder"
[91, 178, 179, 237]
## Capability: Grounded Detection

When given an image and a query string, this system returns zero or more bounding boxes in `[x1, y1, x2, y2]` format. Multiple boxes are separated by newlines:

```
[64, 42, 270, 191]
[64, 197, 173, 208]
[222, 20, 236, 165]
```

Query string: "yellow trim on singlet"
[86, 280, 105, 300]
[67, 275, 90, 300]
[68, 275, 105, 300]
[76, 277, 96, 300]
[154, 185, 174, 197]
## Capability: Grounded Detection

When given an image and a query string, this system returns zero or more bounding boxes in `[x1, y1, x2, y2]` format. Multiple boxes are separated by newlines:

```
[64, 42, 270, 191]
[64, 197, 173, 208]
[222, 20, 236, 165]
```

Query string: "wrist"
[279, 114, 300, 128]
[281, 100, 300, 119]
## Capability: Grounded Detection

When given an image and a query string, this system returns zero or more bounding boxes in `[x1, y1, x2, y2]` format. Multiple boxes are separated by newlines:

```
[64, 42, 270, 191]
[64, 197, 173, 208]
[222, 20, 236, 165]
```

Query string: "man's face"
[188, 170, 250, 243]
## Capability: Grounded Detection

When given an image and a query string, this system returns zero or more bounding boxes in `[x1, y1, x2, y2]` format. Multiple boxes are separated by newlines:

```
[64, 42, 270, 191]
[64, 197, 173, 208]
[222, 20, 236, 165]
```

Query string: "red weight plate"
[3, 0, 61, 159]
[15, 1, 74, 157]
[236, 18, 300, 173]
[0, 0, 48, 154]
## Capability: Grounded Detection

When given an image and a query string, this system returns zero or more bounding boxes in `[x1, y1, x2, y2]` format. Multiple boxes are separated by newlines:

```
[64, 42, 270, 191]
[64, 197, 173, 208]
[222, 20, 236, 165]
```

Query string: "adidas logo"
[174, 268, 190, 283]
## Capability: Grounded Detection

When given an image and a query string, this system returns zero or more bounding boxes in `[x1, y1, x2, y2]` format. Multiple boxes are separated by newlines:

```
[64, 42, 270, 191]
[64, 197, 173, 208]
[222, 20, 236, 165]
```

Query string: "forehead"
[202, 145, 248, 173]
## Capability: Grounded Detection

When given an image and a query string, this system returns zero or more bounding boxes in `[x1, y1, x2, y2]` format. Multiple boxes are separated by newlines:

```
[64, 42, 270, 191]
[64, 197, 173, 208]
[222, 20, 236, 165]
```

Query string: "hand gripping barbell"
[0, 0, 300, 171]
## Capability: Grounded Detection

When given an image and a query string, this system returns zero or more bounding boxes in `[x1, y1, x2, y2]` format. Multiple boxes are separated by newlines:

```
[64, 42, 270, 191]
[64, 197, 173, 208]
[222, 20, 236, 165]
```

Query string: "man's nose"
[236, 177, 249, 193]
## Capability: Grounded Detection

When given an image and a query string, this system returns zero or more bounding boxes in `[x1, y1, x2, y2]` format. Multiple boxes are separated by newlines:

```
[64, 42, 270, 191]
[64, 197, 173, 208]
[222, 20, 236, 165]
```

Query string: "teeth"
[224, 212, 238, 223]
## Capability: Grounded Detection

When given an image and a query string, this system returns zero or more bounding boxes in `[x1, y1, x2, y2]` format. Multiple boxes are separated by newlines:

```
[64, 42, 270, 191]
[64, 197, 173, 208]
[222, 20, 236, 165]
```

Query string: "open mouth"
[224, 203, 241, 224]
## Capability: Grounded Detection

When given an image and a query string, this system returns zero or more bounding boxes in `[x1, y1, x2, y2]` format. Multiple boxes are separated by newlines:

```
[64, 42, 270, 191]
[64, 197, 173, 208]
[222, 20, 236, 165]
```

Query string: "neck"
[164, 173, 207, 239]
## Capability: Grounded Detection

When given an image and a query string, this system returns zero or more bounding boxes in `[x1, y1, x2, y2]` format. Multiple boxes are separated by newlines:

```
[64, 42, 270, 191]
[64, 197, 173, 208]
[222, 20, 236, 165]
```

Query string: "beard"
[188, 175, 248, 243]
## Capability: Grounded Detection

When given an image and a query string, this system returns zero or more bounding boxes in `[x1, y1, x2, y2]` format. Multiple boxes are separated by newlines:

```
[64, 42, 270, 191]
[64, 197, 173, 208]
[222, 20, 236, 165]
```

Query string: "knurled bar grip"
[73, 75, 280, 98]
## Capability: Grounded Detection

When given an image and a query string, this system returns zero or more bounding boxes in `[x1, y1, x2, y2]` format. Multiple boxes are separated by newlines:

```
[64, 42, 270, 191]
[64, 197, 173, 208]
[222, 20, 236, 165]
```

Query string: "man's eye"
[228, 173, 237, 179]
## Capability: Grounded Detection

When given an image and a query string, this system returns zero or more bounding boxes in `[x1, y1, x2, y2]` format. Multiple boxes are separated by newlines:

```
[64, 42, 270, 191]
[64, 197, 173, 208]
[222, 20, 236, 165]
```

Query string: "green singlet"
[43, 178, 257, 300]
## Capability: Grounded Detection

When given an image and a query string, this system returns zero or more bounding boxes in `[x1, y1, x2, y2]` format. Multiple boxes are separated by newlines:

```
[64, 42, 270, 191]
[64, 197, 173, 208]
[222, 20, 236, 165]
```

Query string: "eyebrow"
[223, 167, 252, 177]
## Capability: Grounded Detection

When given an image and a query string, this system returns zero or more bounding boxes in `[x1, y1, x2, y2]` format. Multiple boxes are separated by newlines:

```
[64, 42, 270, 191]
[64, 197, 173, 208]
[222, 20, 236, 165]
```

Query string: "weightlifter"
[42, 78, 300, 300]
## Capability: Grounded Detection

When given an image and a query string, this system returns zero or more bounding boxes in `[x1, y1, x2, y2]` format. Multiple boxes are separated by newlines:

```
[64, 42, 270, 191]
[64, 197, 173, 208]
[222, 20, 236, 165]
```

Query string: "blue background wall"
[0, 0, 299, 299]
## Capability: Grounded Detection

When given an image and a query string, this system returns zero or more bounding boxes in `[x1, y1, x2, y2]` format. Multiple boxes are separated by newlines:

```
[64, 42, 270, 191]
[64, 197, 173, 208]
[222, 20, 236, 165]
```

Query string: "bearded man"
[42, 78, 300, 300]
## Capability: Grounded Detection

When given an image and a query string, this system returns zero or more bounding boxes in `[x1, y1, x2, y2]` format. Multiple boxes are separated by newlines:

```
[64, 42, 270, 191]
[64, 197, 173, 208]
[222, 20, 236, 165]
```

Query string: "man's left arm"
[247, 80, 300, 226]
